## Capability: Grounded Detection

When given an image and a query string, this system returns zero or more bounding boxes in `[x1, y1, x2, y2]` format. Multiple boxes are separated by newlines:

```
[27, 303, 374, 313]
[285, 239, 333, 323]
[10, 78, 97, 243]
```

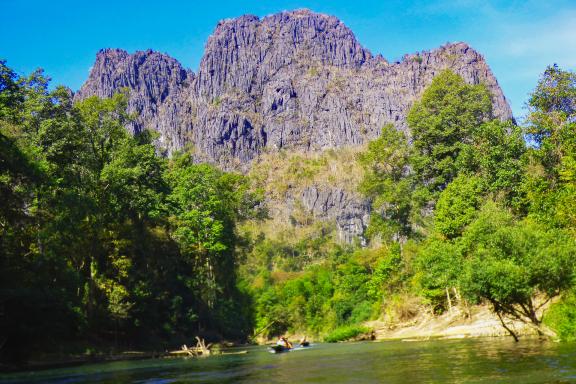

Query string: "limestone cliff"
[76, 9, 513, 243]
[75, 48, 192, 153]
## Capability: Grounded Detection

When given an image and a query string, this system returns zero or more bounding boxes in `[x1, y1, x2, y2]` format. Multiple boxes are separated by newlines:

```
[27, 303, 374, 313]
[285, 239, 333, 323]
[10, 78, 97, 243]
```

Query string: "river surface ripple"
[2, 337, 576, 383]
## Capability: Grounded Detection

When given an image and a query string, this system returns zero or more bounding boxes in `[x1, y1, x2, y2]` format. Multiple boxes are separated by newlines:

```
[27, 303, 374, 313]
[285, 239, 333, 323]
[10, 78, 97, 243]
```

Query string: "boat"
[270, 344, 291, 353]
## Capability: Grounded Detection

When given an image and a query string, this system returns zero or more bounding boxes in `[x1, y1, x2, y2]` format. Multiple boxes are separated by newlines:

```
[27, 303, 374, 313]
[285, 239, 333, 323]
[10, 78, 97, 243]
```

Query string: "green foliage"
[414, 237, 462, 310]
[251, 266, 336, 337]
[544, 292, 576, 342]
[526, 64, 576, 169]
[359, 71, 521, 243]
[0, 61, 259, 363]
[0, 63, 82, 362]
[359, 124, 413, 240]
[364, 245, 403, 300]
[523, 65, 576, 229]
[324, 325, 371, 343]
[459, 203, 576, 328]
[245, 232, 408, 339]
[408, 70, 493, 197]
[359, 66, 576, 340]
[434, 175, 484, 238]
[101, 134, 168, 220]
[456, 120, 526, 209]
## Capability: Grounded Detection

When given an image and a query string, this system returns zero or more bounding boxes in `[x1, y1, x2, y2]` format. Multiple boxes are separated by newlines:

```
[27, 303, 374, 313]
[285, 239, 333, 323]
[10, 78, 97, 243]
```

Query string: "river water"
[2, 337, 576, 383]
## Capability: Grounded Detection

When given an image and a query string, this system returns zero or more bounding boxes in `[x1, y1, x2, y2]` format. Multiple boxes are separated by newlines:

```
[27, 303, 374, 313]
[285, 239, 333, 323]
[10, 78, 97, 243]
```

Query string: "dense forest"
[1, 60, 575, 364]
[0, 61, 261, 363]
[244, 66, 576, 343]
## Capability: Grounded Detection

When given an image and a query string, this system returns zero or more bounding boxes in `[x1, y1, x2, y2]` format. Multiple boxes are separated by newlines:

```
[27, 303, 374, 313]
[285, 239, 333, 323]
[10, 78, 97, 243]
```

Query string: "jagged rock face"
[75, 49, 192, 153]
[300, 186, 370, 245]
[195, 11, 369, 100]
[186, 11, 511, 166]
[78, 9, 512, 167]
[76, 9, 514, 243]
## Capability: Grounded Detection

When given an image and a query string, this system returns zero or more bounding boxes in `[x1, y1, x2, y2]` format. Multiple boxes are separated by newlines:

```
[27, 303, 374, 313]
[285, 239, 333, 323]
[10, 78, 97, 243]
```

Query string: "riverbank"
[367, 304, 545, 341]
[261, 303, 552, 346]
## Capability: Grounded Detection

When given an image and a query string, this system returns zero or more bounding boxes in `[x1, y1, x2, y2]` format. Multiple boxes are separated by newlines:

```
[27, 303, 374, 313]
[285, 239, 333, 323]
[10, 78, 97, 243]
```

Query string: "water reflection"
[2, 338, 576, 383]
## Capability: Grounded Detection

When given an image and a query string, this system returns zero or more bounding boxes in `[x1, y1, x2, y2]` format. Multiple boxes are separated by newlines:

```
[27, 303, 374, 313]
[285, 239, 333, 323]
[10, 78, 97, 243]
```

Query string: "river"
[2, 337, 576, 383]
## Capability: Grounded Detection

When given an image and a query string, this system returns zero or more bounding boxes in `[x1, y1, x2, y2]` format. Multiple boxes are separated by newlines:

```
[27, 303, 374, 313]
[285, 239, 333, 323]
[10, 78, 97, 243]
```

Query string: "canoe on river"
[270, 345, 291, 353]
[270, 343, 312, 353]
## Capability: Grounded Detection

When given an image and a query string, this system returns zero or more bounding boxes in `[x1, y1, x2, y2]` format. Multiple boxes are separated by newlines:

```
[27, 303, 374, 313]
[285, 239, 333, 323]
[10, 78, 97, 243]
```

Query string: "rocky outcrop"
[78, 9, 512, 167]
[75, 49, 192, 153]
[194, 11, 369, 100]
[368, 304, 545, 341]
[300, 186, 370, 245]
[76, 9, 514, 243]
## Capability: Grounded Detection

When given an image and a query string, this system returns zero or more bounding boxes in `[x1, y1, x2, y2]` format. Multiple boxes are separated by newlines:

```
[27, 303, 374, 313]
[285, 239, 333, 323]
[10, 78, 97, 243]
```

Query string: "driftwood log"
[177, 337, 212, 357]
[170, 338, 248, 358]
[195, 336, 212, 356]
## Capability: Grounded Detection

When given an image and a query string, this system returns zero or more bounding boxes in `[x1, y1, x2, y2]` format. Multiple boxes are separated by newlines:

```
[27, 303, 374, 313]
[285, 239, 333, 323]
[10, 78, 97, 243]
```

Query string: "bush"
[324, 325, 371, 343]
[383, 293, 421, 323]
[349, 301, 374, 324]
[544, 293, 576, 342]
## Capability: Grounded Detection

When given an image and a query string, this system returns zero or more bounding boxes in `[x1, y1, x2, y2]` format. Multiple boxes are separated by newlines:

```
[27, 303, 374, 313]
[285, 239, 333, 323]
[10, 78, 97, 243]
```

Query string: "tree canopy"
[0, 61, 258, 363]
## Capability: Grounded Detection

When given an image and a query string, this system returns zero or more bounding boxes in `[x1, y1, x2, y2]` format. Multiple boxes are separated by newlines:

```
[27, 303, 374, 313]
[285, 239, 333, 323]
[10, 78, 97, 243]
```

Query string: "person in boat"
[277, 336, 293, 349]
[299, 336, 309, 347]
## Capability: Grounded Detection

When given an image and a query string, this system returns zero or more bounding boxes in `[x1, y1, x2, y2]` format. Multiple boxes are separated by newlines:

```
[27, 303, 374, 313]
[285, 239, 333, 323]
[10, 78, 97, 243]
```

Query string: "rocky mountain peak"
[76, 10, 515, 243]
[77, 48, 190, 105]
[195, 9, 369, 100]
[77, 13, 512, 163]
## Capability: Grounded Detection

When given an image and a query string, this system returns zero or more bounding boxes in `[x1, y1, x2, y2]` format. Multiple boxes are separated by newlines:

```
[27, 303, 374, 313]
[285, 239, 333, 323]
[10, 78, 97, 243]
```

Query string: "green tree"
[459, 203, 576, 340]
[523, 65, 576, 229]
[407, 70, 493, 200]
[434, 175, 484, 239]
[0, 60, 264, 362]
[526, 64, 576, 172]
[414, 236, 462, 311]
[166, 152, 258, 335]
[457, 120, 526, 206]
[544, 290, 576, 342]
[0, 62, 81, 362]
[358, 124, 413, 240]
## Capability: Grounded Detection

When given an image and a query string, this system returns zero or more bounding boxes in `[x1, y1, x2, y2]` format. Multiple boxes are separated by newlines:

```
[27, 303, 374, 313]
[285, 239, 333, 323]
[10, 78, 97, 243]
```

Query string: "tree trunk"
[446, 287, 453, 314]
[453, 287, 461, 303]
[496, 311, 519, 342]
[523, 319, 557, 339]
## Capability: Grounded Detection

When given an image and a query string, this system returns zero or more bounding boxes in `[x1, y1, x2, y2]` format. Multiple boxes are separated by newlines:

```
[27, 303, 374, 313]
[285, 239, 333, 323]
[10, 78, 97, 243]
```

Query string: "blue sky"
[2, 0, 575, 119]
